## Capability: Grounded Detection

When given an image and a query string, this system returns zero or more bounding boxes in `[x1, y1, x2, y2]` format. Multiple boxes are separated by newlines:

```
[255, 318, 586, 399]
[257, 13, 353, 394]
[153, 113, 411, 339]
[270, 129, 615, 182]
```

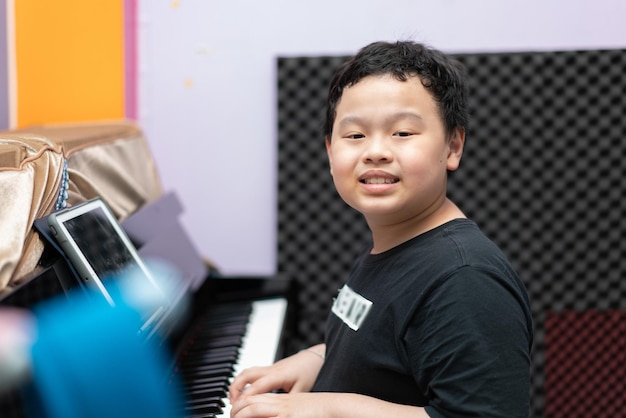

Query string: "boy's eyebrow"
[385, 112, 425, 125]
[336, 115, 367, 131]
[336, 112, 424, 131]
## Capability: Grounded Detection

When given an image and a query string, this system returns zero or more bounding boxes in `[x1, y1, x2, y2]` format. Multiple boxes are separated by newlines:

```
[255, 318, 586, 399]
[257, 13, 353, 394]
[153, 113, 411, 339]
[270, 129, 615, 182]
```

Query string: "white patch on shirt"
[331, 285, 373, 331]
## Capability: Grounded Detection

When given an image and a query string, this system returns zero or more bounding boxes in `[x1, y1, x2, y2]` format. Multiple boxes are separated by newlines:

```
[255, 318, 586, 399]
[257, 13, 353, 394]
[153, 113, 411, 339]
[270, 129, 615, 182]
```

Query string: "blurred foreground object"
[0, 308, 35, 391]
[0, 267, 186, 418]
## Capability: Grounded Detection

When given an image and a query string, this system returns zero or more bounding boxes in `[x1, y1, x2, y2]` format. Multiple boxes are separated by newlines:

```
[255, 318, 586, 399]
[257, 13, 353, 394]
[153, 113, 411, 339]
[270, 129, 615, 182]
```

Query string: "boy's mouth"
[360, 177, 399, 184]
[358, 170, 400, 185]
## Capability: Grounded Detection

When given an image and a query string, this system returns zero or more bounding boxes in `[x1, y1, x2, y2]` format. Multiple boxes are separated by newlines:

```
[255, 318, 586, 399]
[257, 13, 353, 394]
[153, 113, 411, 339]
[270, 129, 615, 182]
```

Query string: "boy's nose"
[363, 137, 393, 163]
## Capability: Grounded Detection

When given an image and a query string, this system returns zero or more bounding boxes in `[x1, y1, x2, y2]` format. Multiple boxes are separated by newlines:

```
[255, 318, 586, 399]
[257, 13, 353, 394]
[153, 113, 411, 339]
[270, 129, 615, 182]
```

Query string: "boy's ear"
[325, 137, 333, 176]
[446, 128, 465, 172]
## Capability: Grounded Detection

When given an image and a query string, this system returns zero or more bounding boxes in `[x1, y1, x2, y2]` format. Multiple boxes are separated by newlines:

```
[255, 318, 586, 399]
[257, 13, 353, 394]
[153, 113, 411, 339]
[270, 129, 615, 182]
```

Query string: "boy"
[229, 40, 533, 417]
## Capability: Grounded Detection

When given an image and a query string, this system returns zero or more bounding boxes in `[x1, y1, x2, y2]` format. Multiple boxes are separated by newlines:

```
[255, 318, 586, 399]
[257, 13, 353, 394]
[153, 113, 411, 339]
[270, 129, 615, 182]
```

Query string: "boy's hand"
[228, 345, 325, 404]
[231, 392, 326, 418]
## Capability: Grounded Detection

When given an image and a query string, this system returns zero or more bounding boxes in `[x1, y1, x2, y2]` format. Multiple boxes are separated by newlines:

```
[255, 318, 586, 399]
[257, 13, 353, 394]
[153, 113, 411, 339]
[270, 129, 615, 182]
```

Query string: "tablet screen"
[61, 206, 139, 281]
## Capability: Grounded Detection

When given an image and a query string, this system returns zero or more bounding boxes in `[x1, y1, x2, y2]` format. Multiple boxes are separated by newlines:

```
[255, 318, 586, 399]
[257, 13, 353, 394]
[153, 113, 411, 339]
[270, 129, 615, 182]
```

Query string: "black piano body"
[0, 192, 296, 418]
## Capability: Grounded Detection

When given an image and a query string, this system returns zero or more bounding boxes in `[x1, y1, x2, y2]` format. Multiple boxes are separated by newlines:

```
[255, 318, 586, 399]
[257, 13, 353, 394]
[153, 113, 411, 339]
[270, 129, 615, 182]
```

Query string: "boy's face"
[326, 74, 464, 227]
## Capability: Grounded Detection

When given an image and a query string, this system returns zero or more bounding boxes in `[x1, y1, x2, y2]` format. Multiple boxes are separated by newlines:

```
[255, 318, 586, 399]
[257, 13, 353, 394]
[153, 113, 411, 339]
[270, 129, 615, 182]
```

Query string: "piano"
[0, 192, 296, 418]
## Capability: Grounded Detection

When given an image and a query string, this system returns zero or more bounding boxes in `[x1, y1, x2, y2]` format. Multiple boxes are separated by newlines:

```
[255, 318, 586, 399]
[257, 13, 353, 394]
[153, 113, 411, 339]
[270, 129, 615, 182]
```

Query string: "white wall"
[138, 0, 626, 275]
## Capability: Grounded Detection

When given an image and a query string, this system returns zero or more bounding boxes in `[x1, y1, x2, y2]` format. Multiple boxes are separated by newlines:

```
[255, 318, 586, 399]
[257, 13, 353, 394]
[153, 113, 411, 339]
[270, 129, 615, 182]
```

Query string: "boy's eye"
[393, 131, 413, 137]
[346, 133, 365, 140]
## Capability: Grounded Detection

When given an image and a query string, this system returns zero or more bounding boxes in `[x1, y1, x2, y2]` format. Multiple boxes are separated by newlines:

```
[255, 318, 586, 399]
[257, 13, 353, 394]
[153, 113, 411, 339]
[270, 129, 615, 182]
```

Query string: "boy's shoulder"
[423, 218, 511, 267]
[415, 218, 488, 252]
[370, 218, 510, 273]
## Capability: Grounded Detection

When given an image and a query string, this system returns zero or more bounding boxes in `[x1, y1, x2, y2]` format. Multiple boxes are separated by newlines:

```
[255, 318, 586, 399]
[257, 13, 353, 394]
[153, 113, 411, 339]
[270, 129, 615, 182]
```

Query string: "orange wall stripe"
[14, 1, 125, 127]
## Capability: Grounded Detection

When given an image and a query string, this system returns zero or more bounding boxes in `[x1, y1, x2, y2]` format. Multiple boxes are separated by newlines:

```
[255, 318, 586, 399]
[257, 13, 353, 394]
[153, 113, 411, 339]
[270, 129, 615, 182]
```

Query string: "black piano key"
[187, 384, 228, 395]
[185, 375, 228, 385]
[183, 366, 233, 379]
[187, 392, 227, 404]
[186, 395, 225, 407]
[184, 400, 223, 415]
[188, 324, 248, 341]
[177, 356, 239, 375]
[185, 385, 228, 395]
[180, 346, 240, 360]
[178, 351, 239, 366]
[182, 352, 239, 365]
[184, 363, 234, 375]
[186, 335, 243, 350]
[186, 395, 225, 410]
[184, 413, 218, 418]
[185, 384, 228, 396]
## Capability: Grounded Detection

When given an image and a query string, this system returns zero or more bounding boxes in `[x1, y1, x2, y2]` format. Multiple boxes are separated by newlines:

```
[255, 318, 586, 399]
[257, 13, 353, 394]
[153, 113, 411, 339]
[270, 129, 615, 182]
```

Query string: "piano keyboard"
[171, 298, 288, 418]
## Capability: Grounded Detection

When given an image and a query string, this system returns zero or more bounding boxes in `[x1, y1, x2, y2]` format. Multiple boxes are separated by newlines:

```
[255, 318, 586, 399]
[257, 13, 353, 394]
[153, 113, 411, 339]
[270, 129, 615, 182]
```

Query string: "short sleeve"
[404, 265, 532, 418]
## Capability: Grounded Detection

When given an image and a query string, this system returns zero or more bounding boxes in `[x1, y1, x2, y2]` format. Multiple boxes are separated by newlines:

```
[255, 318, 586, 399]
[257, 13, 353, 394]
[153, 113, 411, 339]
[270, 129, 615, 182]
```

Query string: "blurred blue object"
[28, 281, 185, 418]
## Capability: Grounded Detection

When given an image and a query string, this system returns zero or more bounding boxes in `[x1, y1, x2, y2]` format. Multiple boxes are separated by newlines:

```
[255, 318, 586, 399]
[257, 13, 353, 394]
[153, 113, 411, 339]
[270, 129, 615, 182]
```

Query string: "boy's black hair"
[324, 40, 469, 140]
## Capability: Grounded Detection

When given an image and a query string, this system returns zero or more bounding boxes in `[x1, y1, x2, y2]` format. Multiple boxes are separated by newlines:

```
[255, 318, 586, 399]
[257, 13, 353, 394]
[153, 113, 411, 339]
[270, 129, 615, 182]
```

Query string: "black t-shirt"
[312, 219, 533, 418]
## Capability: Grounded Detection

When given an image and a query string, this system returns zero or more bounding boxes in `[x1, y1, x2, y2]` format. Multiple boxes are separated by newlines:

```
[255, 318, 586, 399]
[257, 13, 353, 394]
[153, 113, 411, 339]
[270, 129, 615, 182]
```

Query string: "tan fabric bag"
[0, 134, 65, 293]
[0, 120, 163, 295]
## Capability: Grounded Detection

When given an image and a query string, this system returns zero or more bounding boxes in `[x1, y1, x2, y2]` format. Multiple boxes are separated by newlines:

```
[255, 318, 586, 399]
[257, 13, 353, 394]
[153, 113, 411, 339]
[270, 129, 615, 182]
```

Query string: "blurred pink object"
[0, 308, 36, 391]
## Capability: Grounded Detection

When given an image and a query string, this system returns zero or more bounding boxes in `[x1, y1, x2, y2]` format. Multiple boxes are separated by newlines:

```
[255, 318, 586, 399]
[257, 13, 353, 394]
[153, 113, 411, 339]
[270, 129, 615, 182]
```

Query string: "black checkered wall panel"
[277, 48, 626, 417]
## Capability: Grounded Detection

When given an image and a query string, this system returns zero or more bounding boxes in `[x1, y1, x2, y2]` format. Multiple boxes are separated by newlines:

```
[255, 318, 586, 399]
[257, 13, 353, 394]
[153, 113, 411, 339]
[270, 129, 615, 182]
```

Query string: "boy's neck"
[367, 198, 466, 254]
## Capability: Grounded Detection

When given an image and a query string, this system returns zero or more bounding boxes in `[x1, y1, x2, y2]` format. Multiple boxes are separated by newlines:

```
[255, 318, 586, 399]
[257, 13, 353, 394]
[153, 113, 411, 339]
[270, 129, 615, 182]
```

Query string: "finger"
[229, 367, 267, 401]
[231, 394, 280, 418]
[233, 374, 285, 401]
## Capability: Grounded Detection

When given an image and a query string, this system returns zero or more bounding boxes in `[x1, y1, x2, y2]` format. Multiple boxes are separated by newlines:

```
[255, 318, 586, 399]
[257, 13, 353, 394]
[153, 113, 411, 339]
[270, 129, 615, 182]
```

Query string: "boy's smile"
[359, 169, 399, 186]
[326, 74, 465, 249]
